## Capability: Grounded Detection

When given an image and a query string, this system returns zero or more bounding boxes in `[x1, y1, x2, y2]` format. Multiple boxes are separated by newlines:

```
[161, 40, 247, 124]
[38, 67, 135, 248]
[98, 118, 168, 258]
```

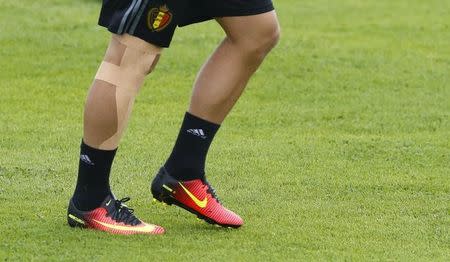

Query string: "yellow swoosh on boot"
[92, 219, 157, 233]
[178, 182, 208, 208]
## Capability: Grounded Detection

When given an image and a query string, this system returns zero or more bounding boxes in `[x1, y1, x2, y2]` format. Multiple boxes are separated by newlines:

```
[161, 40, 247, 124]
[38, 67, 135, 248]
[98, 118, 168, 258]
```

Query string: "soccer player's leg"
[151, 11, 280, 228]
[190, 11, 280, 123]
[83, 34, 161, 150]
[68, 34, 165, 235]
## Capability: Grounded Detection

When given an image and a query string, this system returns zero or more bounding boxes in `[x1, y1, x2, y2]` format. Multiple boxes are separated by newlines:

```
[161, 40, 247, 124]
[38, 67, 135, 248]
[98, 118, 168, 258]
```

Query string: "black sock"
[164, 112, 220, 181]
[72, 141, 117, 211]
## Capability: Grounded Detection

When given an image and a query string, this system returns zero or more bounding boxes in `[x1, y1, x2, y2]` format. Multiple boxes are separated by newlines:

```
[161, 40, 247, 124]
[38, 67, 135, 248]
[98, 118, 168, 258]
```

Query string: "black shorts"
[98, 0, 274, 48]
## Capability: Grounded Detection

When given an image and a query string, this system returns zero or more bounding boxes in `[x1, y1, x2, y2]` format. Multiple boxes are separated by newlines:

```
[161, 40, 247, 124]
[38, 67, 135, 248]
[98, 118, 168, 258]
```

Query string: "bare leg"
[153, 11, 280, 228]
[189, 11, 280, 124]
[72, 34, 161, 211]
[83, 35, 162, 150]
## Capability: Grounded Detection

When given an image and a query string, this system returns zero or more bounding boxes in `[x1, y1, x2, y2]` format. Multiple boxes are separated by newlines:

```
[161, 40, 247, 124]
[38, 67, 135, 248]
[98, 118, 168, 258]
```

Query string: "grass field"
[1, 0, 449, 260]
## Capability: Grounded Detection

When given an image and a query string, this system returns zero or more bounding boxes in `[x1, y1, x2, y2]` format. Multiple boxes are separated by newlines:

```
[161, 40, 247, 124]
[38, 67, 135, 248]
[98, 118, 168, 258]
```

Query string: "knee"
[233, 21, 280, 60]
[260, 23, 281, 53]
[96, 34, 163, 93]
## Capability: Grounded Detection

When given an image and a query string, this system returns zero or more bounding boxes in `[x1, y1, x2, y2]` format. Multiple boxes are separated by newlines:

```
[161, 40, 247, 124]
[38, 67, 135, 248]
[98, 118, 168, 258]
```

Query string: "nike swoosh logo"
[106, 200, 112, 206]
[178, 182, 208, 208]
[92, 219, 156, 233]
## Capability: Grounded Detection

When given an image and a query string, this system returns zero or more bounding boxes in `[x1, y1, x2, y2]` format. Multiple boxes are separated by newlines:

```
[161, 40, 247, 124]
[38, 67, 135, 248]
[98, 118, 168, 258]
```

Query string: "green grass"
[1, 0, 449, 260]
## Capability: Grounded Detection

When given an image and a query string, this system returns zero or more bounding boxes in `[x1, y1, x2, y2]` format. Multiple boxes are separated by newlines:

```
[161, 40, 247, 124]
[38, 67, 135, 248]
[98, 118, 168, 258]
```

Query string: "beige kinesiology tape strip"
[95, 34, 162, 94]
[95, 62, 145, 94]
[116, 34, 162, 54]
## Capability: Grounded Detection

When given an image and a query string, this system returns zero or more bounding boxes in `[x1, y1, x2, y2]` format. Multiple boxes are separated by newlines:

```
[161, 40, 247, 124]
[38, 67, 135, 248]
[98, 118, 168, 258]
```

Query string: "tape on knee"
[95, 62, 145, 95]
[95, 34, 162, 94]
[116, 34, 162, 54]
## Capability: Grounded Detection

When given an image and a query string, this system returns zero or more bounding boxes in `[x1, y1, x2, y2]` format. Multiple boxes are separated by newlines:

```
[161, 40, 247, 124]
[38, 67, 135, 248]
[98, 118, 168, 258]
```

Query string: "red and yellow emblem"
[147, 5, 172, 32]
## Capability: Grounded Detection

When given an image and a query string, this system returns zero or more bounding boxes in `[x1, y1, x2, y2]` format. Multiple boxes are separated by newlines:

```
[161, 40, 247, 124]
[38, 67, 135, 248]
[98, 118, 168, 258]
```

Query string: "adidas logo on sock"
[80, 154, 95, 166]
[186, 129, 207, 139]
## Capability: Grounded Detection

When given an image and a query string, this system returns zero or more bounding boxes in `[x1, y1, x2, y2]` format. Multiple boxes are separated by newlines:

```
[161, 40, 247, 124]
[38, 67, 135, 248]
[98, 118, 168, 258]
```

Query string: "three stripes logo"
[186, 129, 207, 139]
[80, 154, 95, 166]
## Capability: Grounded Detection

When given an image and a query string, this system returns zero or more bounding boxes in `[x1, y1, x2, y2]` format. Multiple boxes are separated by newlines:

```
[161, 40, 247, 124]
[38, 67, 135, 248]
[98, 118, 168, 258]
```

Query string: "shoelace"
[109, 197, 141, 226]
[202, 180, 221, 204]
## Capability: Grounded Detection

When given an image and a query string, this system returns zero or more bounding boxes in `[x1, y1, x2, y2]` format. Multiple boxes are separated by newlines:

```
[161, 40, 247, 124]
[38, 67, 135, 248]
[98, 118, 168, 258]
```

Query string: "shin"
[83, 34, 162, 150]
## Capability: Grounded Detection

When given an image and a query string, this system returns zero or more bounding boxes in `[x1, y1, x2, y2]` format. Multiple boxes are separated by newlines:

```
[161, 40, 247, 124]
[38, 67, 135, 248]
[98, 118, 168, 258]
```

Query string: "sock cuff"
[81, 140, 117, 153]
[80, 140, 117, 164]
[185, 112, 220, 129]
